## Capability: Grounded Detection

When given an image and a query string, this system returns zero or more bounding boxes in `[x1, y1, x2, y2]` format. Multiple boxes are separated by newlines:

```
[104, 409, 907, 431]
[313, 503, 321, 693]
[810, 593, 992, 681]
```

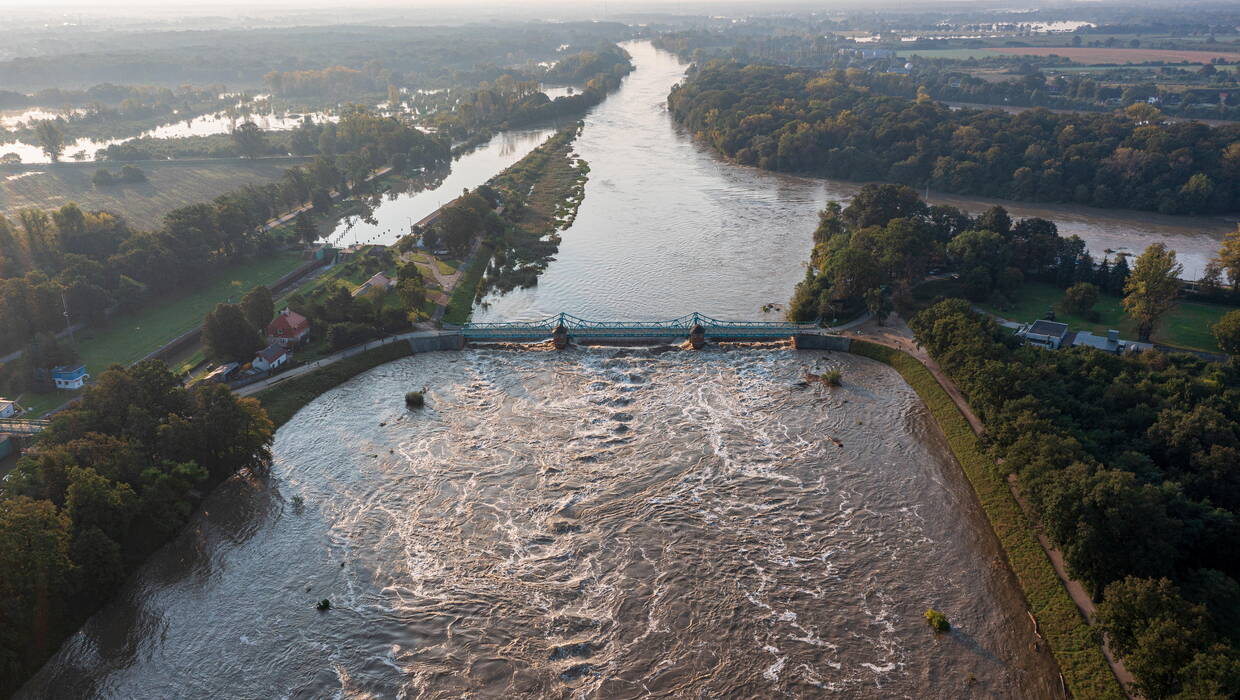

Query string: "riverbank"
[848, 338, 1126, 700]
[252, 341, 413, 428]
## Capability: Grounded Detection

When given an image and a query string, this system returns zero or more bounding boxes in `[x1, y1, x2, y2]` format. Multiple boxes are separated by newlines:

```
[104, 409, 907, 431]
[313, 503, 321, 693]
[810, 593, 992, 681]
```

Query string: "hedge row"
[850, 340, 1123, 700]
[255, 341, 413, 428]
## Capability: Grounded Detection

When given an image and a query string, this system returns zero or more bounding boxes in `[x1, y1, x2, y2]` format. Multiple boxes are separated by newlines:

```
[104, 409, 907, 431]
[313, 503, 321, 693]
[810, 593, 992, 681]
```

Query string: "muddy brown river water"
[19, 348, 1061, 698]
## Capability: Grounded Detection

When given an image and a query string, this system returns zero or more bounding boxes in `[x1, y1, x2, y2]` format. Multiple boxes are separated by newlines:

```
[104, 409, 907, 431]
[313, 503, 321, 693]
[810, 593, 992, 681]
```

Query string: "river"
[19, 348, 1062, 697]
[20, 39, 1224, 698]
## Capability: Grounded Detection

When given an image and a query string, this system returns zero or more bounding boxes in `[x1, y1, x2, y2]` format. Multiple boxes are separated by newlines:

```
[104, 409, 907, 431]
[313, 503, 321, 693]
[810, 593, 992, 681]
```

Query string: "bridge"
[453, 312, 829, 345]
[0, 418, 50, 436]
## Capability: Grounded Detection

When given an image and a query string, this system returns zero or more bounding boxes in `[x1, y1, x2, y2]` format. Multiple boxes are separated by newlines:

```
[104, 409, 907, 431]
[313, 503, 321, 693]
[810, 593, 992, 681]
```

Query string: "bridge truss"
[454, 312, 818, 341]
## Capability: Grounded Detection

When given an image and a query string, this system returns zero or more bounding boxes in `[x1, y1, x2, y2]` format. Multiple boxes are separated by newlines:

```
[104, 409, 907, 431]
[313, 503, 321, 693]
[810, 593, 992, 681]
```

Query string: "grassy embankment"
[0, 160, 297, 230]
[850, 340, 1124, 700]
[918, 279, 1231, 352]
[17, 252, 305, 415]
[254, 341, 412, 428]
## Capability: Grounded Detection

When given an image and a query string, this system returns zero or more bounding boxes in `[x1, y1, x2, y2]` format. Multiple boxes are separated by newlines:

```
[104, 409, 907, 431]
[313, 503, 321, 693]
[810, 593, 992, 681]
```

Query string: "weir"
[449, 312, 851, 350]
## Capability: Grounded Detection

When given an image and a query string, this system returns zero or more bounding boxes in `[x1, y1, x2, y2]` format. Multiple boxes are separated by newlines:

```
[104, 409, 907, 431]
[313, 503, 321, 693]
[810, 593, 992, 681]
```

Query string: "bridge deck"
[0, 419, 49, 435]
[454, 312, 817, 341]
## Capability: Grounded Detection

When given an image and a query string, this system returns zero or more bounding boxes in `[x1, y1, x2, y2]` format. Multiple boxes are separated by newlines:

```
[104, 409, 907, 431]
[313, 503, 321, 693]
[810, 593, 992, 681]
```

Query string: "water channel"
[18, 39, 1235, 698]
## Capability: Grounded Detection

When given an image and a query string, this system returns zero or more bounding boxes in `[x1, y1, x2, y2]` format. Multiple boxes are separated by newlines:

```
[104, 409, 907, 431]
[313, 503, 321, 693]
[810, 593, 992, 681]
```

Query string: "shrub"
[316, 599, 331, 610]
[1060, 281, 1100, 316]
[119, 164, 147, 183]
[405, 391, 424, 409]
[91, 168, 115, 186]
[924, 608, 951, 633]
[822, 369, 842, 386]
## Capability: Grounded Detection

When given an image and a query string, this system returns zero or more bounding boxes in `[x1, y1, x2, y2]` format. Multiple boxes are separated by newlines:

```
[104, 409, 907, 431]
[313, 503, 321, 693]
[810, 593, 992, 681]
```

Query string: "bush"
[924, 609, 951, 633]
[1212, 310, 1240, 356]
[1059, 281, 1100, 316]
[405, 391, 424, 409]
[822, 369, 842, 386]
[91, 168, 115, 186]
[119, 164, 147, 183]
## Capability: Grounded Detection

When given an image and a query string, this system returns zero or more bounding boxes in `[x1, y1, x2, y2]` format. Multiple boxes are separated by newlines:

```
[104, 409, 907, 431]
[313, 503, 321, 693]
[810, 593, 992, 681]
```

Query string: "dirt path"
[846, 312, 1138, 698]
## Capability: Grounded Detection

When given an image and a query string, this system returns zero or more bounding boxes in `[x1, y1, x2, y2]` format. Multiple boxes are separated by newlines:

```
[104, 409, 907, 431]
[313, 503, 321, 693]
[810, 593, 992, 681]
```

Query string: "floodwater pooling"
[20, 347, 1061, 698]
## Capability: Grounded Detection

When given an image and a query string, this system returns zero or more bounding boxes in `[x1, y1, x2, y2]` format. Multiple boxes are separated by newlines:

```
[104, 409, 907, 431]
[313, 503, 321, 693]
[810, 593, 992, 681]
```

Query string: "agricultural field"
[0, 159, 299, 230]
[982, 46, 1240, 64]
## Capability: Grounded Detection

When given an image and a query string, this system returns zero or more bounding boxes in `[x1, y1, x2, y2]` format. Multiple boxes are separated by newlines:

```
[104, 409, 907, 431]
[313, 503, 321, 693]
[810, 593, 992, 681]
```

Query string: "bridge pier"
[689, 323, 706, 350]
[552, 323, 569, 350]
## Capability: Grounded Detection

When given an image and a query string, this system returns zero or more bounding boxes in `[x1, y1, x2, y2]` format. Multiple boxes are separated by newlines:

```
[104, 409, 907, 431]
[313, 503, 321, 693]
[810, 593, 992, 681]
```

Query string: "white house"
[1015, 320, 1070, 350]
[0, 398, 16, 418]
[52, 365, 89, 390]
[253, 344, 290, 372]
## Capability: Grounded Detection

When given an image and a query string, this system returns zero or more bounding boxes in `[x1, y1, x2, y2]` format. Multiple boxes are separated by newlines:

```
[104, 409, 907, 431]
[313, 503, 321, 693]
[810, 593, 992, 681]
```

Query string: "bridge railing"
[0, 418, 50, 435]
[451, 312, 819, 338]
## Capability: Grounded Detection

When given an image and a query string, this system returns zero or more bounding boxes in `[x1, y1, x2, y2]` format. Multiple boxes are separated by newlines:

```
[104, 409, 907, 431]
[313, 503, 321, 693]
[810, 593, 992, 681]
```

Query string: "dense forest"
[0, 109, 449, 372]
[668, 62, 1240, 215]
[0, 361, 274, 696]
[427, 45, 633, 139]
[912, 299, 1240, 698]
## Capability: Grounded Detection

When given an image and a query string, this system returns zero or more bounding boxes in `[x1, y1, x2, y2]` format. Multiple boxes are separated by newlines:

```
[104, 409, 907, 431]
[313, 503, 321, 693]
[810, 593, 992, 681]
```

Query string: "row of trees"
[909, 299, 1240, 697]
[668, 62, 1240, 215]
[0, 361, 274, 696]
[788, 184, 1108, 323]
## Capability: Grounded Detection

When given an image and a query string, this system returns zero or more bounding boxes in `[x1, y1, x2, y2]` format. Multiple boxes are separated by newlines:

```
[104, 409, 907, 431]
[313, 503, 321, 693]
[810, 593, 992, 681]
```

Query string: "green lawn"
[17, 251, 305, 416]
[977, 281, 1231, 352]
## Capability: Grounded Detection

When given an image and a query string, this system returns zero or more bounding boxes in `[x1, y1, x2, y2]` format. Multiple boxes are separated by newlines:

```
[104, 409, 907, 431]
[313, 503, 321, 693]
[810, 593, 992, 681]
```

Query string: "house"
[201, 362, 240, 384]
[1072, 329, 1125, 354]
[266, 308, 312, 347]
[352, 272, 395, 298]
[253, 344, 290, 372]
[52, 364, 89, 390]
[1016, 320, 1070, 349]
[0, 398, 16, 418]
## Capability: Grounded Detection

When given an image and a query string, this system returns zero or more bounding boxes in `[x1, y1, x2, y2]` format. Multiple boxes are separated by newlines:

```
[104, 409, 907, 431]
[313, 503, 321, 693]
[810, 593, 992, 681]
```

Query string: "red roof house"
[266, 308, 311, 347]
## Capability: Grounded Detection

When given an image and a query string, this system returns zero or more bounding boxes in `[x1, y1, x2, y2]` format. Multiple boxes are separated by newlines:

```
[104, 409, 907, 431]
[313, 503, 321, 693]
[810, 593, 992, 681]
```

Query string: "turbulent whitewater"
[21, 348, 1059, 698]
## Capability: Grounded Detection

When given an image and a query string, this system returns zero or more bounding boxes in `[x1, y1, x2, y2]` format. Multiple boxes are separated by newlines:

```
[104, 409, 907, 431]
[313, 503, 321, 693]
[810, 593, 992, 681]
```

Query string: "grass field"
[17, 251, 305, 415]
[0, 160, 297, 230]
[901, 46, 1240, 65]
[971, 281, 1230, 352]
[981, 46, 1240, 64]
[850, 341, 1124, 700]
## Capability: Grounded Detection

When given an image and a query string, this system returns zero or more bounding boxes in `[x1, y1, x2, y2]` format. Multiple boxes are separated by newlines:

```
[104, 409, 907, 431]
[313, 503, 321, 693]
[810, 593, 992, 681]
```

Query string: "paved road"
[234, 330, 457, 397]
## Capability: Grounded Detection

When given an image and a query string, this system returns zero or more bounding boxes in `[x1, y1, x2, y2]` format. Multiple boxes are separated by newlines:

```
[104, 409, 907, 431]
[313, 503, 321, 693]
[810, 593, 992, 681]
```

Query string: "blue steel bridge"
[0, 418, 50, 435]
[452, 312, 820, 343]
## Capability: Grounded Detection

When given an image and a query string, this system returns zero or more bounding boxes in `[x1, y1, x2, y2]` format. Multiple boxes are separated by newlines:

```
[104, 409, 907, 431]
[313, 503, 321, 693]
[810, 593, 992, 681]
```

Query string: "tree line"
[910, 299, 1240, 698]
[668, 62, 1240, 215]
[0, 361, 274, 696]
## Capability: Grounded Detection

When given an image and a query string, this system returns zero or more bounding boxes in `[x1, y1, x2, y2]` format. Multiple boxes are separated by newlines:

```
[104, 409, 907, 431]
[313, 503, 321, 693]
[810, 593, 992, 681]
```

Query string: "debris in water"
[316, 599, 331, 611]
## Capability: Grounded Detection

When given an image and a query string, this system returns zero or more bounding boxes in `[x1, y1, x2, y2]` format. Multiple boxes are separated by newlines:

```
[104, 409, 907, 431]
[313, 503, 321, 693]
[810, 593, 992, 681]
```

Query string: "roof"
[353, 272, 394, 296]
[51, 364, 87, 377]
[256, 344, 289, 363]
[267, 309, 310, 336]
[1073, 330, 1123, 353]
[1026, 320, 1069, 338]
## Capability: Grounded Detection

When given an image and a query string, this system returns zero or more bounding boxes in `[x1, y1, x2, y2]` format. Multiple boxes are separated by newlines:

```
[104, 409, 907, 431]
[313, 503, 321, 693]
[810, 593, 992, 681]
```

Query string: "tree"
[1123, 243, 1183, 342]
[202, 303, 262, 363]
[240, 285, 274, 332]
[311, 188, 333, 216]
[1212, 311, 1240, 356]
[0, 496, 74, 682]
[34, 120, 65, 162]
[1059, 281, 1099, 317]
[231, 121, 268, 159]
[294, 211, 319, 245]
[1213, 226, 1240, 291]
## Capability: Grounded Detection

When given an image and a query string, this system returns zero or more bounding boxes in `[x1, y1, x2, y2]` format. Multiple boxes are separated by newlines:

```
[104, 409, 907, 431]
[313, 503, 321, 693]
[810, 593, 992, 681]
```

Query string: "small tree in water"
[405, 391, 425, 409]
[924, 609, 950, 633]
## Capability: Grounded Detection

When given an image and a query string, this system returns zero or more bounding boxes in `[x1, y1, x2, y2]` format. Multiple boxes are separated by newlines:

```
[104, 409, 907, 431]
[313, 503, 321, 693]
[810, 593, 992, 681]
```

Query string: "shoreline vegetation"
[253, 341, 413, 428]
[850, 339, 1125, 699]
